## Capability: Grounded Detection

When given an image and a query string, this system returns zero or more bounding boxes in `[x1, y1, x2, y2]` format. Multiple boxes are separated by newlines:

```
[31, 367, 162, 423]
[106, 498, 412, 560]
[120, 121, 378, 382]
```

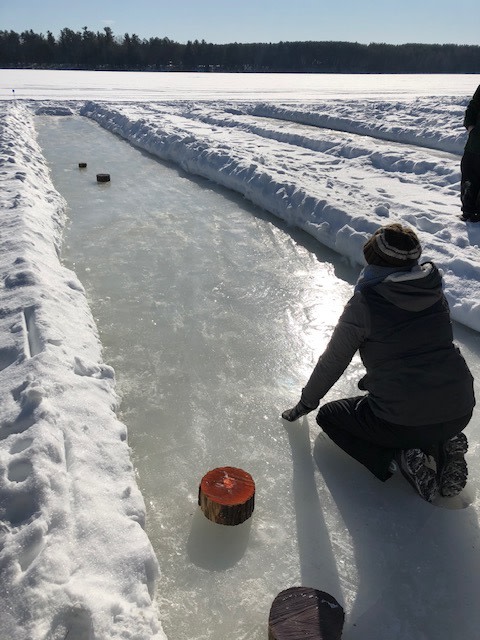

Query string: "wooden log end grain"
[198, 466, 255, 526]
[268, 587, 345, 640]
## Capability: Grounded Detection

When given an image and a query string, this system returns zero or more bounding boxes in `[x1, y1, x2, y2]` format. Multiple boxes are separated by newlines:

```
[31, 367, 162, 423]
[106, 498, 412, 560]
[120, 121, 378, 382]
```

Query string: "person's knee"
[315, 405, 329, 428]
[315, 399, 343, 423]
[315, 403, 339, 433]
[315, 397, 359, 431]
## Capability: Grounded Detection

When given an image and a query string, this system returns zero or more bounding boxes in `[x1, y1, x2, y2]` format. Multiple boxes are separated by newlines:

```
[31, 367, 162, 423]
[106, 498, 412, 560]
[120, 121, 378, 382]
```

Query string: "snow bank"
[245, 98, 468, 154]
[0, 103, 165, 639]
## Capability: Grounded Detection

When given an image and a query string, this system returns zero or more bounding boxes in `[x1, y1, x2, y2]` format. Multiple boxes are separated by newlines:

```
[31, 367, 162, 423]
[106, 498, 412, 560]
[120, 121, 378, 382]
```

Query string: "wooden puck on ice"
[96, 173, 110, 182]
[78, 162, 87, 168]
[198, 466, 255, 526]
[268, 587, 345, 640]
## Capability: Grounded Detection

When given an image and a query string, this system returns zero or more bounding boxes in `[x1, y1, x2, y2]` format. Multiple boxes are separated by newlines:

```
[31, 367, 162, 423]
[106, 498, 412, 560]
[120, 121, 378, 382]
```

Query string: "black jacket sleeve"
[300, 292, 370, 408]
[464, 84, 480, 129]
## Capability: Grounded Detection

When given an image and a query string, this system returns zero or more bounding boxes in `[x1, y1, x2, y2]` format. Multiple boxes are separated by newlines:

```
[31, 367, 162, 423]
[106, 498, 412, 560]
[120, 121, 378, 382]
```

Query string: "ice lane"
[36, 115, 480, 640]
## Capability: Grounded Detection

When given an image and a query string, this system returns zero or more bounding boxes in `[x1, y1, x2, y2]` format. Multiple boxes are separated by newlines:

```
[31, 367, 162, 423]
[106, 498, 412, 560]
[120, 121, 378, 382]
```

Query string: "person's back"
[358, 262, 474, 425]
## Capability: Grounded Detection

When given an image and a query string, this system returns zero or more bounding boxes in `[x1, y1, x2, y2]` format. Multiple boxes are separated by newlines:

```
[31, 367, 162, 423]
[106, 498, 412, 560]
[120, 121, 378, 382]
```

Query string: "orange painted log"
[198, 466, 255, 525]
[268, 587, 344, 640]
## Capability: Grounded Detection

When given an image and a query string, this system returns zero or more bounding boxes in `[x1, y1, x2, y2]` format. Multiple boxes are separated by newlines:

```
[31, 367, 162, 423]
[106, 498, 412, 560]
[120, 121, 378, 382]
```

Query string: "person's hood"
[372, 262, 444, 311]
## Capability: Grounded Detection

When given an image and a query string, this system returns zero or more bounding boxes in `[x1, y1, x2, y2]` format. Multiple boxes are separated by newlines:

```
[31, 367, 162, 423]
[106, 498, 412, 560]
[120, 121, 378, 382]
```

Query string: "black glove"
[281, 400, 313, 422]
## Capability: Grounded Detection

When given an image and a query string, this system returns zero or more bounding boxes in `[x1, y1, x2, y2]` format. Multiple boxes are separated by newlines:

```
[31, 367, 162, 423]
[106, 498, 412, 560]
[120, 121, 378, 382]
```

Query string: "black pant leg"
[316, 397, 396, 481]
[461, 151, 480, 214]
[316, 398, 472, 483]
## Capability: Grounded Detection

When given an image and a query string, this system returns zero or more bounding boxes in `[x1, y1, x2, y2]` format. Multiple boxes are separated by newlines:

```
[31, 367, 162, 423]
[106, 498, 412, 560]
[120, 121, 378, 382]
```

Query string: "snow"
[0, 104, 164, 639]
[0, 70, 479, 639]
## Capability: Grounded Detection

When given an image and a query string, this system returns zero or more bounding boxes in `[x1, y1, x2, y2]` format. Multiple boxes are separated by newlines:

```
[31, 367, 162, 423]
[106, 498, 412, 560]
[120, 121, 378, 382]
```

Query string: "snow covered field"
[0, 71, 480, 639]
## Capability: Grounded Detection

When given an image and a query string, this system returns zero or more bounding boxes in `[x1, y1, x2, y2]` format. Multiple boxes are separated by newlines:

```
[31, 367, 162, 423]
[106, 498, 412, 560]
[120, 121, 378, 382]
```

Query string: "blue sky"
[1, 0, 478, 45]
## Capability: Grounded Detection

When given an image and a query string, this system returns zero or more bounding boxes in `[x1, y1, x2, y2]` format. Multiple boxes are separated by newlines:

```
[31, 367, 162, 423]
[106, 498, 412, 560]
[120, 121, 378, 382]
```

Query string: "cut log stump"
[268, 587, 344, 640]
[96, 173, 110, 183]
[198, 466, 255, 526]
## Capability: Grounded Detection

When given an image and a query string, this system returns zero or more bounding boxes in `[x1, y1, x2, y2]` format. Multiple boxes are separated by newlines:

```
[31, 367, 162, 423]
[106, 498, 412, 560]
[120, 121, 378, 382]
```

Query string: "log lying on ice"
[268, 587, 344, 640]
[198, 466, 255, 526]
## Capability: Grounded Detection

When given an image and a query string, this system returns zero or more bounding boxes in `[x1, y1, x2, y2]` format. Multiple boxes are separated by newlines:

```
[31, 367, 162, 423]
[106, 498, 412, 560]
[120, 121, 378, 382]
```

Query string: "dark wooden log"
[96, 173, 110, 182]
[198, 466, 255, 526]
[78, 162, 87, 168]
[268, 587, 344, 640]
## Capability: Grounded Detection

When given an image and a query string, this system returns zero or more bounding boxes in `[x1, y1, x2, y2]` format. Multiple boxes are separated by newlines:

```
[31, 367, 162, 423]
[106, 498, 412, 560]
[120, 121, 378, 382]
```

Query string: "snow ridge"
[245, 98, 467, 155]
[0, 103, 165, 640]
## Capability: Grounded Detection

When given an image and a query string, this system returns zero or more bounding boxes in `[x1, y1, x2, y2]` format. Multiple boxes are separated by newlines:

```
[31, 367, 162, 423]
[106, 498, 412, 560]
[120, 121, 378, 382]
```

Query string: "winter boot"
[397, 448, 438, 502]
[438, 433, 468, 498]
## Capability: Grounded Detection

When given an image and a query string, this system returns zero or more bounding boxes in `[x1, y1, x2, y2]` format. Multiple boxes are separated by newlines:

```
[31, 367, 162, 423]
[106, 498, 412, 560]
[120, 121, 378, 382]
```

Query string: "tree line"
[1, 26, 480, 73]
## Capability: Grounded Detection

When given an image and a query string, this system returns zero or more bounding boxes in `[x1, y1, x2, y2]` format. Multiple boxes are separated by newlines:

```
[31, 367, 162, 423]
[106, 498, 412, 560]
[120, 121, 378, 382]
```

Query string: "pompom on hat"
[363, 223, 422, 267]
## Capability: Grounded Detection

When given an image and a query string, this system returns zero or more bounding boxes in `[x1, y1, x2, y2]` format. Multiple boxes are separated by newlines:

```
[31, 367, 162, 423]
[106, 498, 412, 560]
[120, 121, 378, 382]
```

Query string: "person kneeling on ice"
[282, 223, 475, 503]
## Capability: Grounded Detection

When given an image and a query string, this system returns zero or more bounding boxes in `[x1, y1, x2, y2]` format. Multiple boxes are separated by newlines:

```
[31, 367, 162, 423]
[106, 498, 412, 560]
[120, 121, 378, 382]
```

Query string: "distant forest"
[1, 27, 480, 73]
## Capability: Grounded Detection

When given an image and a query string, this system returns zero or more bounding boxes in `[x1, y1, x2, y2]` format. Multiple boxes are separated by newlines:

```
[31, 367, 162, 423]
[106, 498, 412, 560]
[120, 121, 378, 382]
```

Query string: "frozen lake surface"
[35, 113, 480, 640]
[3, 69, 479, 101]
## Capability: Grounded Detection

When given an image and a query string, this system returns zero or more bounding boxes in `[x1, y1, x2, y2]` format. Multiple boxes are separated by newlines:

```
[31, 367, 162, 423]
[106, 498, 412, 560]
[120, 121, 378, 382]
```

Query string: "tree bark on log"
[268, 587, 344, 640]
[198, 466, 255, 526]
